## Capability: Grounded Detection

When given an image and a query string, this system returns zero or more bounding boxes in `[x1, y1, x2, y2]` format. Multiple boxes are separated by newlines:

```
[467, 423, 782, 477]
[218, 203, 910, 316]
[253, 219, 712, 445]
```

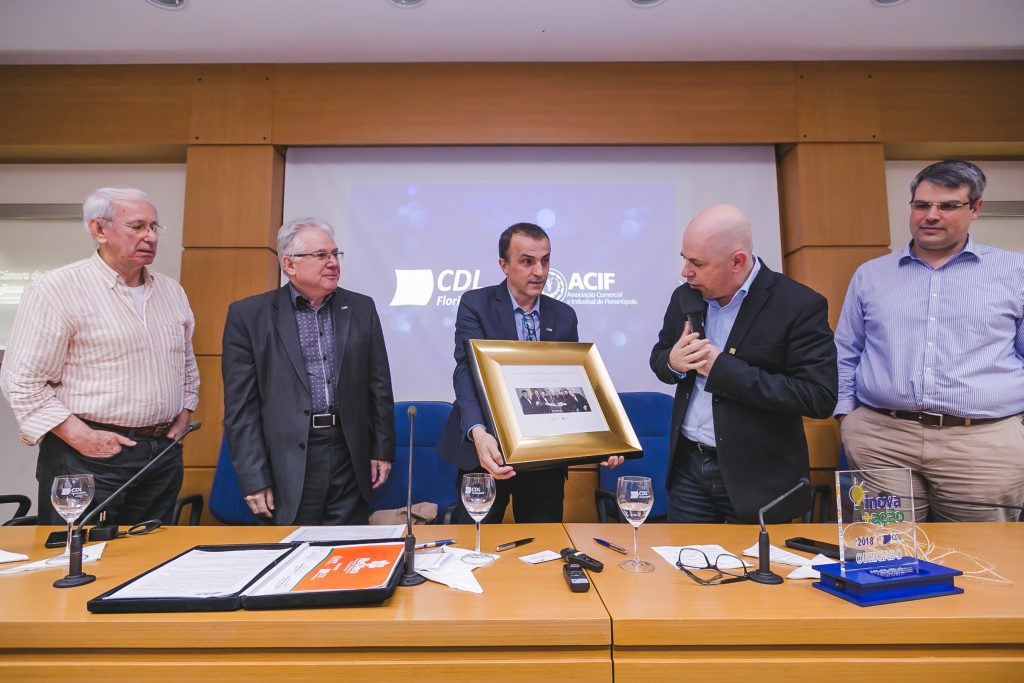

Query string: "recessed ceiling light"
[390, 0, 427, 7]
[145, 0, 186, 9]
[871, 0, 910, 7]
[628, 0, 668, 7]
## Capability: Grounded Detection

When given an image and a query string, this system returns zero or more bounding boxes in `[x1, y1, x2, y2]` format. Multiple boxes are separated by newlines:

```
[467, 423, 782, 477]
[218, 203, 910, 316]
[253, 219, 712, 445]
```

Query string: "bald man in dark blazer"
[650, 205, 837, 524]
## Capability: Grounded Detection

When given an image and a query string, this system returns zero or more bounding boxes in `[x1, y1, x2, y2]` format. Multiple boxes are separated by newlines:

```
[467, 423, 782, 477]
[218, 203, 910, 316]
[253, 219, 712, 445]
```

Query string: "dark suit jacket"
[439, 281, 579, 470]
[649, 262, 838, 523]
[221, 285, 395, 525]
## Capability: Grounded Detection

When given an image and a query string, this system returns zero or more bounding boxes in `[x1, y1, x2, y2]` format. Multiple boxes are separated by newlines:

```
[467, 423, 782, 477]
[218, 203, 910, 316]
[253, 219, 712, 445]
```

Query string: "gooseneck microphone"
[748, 478, 810, 586]
[53, 421, 202, 589]
[399, 405, 426, 587]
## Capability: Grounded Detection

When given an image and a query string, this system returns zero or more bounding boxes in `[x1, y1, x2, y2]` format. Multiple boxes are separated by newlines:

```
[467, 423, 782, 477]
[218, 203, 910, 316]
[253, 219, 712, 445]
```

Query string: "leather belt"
[311, 413, 338, 429]
[683, 437, 717, 456]
[85, 420, 172, 439]
[864, 405, 1005, 429]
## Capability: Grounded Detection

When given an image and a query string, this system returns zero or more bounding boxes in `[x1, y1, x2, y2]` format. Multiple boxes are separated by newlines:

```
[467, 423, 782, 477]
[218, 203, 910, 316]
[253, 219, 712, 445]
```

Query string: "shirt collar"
[289, 283, 334, 309]
[707, 255, 761, 308]
[508, 283, 540, 316]
[898, 235, 979, 267]
[90, 251, 152, 288]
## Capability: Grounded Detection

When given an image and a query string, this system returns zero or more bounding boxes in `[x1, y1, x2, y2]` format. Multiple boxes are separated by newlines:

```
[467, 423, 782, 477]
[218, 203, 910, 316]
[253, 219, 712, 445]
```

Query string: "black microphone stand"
[399, 405, 426, 587]
[748, 478, 810, 586]
[53, 421, 202, 589]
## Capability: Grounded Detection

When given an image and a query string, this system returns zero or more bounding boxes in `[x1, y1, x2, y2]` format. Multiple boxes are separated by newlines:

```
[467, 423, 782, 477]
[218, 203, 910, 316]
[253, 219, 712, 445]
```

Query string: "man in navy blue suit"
[439, 223, 622, 523]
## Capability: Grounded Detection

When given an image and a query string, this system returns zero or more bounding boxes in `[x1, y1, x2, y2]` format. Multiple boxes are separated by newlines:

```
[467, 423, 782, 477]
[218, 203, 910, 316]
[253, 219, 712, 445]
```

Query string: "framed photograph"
[467, 340, 642, 470]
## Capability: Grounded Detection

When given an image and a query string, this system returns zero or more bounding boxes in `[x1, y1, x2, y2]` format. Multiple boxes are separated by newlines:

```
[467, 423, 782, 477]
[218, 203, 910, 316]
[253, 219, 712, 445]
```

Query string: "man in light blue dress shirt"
[835, 160, 1024, 522]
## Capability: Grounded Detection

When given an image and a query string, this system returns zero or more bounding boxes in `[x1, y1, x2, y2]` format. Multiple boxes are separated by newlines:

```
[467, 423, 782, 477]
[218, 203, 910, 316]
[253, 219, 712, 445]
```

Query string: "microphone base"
[400, 571, 427, 587]
[748, 569, 784, 585]
[54, 572, 96, 589]
[399, 533, 426, 587]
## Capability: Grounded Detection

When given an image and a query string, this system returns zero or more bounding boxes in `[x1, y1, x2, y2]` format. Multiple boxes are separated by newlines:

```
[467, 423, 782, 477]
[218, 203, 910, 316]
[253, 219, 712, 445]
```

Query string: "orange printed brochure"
[292, 543, 404, 592]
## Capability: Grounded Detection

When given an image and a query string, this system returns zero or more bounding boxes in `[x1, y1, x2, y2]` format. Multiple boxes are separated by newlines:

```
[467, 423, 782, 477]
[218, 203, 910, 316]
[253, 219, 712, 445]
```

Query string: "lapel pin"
[729, 347, 737, 355]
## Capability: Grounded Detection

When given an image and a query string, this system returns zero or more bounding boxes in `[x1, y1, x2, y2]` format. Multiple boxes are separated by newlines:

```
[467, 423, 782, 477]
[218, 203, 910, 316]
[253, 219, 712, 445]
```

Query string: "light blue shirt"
[681, 258, 762, 447]
[834, 237, 1024, 418]
[510, 285, 541, 342]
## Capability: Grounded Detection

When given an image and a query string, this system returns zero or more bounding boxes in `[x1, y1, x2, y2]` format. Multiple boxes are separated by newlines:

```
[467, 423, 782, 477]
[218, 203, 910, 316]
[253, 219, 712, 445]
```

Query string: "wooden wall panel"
[875, 62, 1024, 143]
[190, 65, 275, 144]
[784, 246, 890, 329]
[179, 466, 217, 525]
[565, 467, 600, 523]
[180, 248, 280, 355]
[0, 66, 192, 147]
[778, 143, 890, 254]
[186, 356, 224, 469]
[796, 63, 880, 142]
[182, 145, 284, 249]
[273, 63, 798, 144]
[804, 418, 840, 470]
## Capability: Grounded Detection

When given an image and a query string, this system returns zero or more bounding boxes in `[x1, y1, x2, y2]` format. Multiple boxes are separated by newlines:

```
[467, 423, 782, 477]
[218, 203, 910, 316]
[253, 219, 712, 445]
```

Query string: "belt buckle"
[312, 413, 336, 429]
[695, 441, 714, 455]
[920, 411, 943, 429]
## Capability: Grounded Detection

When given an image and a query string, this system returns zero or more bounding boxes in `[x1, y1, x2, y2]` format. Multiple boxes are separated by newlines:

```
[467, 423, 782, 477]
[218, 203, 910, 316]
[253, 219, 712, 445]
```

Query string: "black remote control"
[563, 563, 590, 592]
[560, 547, 604, 572]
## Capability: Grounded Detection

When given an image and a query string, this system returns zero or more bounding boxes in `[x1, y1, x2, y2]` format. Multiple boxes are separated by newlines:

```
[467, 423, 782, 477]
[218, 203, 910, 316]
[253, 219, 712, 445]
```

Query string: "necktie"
[522, 312, 537, 341]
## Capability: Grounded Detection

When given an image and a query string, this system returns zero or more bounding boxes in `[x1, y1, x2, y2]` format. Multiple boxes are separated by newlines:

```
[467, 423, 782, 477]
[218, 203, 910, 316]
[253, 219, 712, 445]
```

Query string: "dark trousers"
[667, 437, 737, 523]
[36, 431, 183, 526]
[452, 467, 567, 524]
[291, 425, 367, 526]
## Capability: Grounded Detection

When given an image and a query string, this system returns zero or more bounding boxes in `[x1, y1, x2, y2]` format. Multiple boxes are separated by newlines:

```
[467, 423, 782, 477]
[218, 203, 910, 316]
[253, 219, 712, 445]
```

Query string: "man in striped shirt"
[835, 160, 1024, 522]
[1, 187, 198, 525]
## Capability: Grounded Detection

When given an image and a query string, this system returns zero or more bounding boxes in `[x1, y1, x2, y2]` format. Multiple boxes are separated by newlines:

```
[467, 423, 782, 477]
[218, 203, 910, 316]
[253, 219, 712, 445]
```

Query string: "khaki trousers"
[841, 406, 1024, 522]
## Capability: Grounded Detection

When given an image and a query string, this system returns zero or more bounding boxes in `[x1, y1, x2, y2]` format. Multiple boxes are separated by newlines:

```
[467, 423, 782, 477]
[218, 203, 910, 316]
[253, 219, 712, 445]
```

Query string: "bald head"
[680, 204, 756, 306]
[685, 204, 753, 259]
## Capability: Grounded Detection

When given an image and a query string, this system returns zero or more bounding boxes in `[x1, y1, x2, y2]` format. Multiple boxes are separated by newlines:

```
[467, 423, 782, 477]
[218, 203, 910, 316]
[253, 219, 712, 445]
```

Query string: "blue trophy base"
[813, 559, 964, 607]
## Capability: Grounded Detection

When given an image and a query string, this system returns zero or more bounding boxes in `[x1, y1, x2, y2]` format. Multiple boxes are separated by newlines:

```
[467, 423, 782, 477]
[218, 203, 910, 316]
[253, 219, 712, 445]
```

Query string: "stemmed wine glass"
[460, 472, 496, 566]
[616, 475, 655, 573]
[46, 474, 95, 566]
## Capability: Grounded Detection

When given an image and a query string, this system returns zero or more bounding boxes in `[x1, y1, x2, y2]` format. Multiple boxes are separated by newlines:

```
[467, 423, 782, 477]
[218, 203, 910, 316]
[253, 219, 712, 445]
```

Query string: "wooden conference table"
[0, 522, 1021, 681]
[565, 522, 1024, 682]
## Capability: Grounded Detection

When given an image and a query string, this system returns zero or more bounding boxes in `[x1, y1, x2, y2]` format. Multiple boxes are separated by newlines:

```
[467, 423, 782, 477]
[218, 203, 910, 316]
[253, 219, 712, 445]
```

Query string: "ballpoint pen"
[415, 539, 455, 550]
[593, 537, 628, 554]
[495, 537, 535, 552]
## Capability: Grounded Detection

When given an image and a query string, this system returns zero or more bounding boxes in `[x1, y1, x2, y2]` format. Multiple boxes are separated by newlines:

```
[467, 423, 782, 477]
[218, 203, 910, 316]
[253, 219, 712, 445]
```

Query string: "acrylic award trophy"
[813, 467, 963, 606]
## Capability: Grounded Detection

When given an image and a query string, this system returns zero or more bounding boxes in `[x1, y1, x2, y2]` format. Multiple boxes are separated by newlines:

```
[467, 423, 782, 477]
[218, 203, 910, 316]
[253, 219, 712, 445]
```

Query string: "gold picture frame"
[467, 340, 642, 470]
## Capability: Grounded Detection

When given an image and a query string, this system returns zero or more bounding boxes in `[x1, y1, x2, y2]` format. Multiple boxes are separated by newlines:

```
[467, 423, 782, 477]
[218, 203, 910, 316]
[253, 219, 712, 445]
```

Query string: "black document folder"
[88, 539, 405, 614]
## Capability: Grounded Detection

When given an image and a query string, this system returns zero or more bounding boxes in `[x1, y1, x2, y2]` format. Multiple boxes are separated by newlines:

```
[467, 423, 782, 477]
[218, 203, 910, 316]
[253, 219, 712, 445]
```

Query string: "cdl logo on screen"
[390, 269, 482, 306]
[391, 268, 616, 307]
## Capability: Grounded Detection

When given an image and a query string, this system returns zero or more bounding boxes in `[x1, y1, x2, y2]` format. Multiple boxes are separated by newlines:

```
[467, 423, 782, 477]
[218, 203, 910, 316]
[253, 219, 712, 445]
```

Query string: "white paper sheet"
[0, 549, 29, 565]
[652, 544, 752, 570]
[786, 554, 833, 580]
[0, 542, 106, 575]
[742, 542, 815, 568]
[103, 547, 290, 599]
[279, 525, 405, 543]
[413, 546, 497, 593]
[519, 550, 562, 565]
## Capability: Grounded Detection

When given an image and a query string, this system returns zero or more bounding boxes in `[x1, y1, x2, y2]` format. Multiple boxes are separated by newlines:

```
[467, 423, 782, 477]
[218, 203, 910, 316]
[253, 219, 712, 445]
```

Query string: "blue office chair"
[209, 433, 259, 525]
[372, 401, 458, 524]
[595, 391, 673, 523]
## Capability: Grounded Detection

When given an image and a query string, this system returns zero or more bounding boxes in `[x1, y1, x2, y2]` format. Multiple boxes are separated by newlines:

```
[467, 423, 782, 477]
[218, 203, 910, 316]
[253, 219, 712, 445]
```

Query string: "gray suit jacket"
[221, 285, 395, 524]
